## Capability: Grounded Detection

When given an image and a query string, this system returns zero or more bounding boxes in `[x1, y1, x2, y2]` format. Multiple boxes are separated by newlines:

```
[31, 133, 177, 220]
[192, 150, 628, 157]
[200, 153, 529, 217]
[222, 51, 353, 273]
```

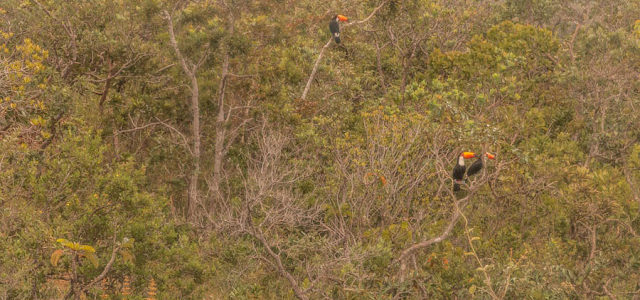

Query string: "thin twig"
[154, 117, 193, 156]
[117, 121, 163, 134]
[344, 0, 390, 28]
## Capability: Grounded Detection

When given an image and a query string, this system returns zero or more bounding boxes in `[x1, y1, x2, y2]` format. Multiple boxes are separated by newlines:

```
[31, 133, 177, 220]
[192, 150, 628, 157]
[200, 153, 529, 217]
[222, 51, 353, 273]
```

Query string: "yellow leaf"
[120, 250, 134, 263]
[68, 242, 81, 251]
[86, 252, 99, 268]
[57, 238, 76, 249]
[469, 285, 476, 294]
[122, 237, 135, 249]
[50, 249, 64, 266]
[78, 245, 96, 253]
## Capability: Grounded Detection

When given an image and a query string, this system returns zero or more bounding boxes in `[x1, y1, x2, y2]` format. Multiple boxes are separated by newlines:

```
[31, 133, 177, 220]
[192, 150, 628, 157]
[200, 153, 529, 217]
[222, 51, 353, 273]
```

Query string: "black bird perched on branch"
[466, 152, 495, 177]
[453, 152, 475, 191]
[329, 14, 348, 44]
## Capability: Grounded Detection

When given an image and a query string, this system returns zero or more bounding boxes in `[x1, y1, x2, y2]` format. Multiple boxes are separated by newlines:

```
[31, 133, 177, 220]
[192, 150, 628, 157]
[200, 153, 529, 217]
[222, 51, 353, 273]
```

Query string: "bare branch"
[227, 73, 258, 79]
[460, 203, 500, 299]
[344, 0, 389, 28]
[154, 117, 193, 156]
[247, 224, 309, 300]
[395, 197, 465, 262]
[374, 37, 388, 93]
[209, 13, 234, 207]
[301, 0, 388, 100]
[82, 234, 121, 292]
[603, 278, 617, 300]
[568, 22, 581, 64]
[153, 63, 176, 74]
[163, 10, 194, 78]
[117, 121, 163, 134]
[395, 157, 499, 263]
[301, 38, 332, 100]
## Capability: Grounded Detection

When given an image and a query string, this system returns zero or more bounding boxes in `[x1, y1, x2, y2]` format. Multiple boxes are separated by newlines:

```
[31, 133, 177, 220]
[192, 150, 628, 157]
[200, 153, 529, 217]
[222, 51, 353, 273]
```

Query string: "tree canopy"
[1, 0, 640, 298]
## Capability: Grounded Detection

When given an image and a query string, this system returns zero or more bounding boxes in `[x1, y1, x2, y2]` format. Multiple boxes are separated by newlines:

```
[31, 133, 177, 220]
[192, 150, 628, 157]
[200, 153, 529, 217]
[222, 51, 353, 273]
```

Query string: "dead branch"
[459, 203, 500, 299]
[344, 0, 390, 28]
[247, 223, 308, 300]
[163, 10, 194, 78]
[395, 196, 466, 262]
[81, 234, 121, 292]
[395, 149, 508, 263]
[301, 38, 333, 100]
[603, 278, 617, 300]
[153, 117, 193, 156]
[164, 9, 204, 219]
[209, 11, 235, 209]
[300, 0, 389, 100]
[117, 121, 163, 134]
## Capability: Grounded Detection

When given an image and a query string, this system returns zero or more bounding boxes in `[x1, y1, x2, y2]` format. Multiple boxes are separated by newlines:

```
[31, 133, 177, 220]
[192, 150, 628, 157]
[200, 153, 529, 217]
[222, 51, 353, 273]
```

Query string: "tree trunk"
[210, 17, 234, 212]
[375, 38, 387, 94]
[189, 78, 201, 218]
[211, 55, 227, 210]
[165, 10, 203, 221]
[401, 58, 407, 107]
[66, 254, 81, 300]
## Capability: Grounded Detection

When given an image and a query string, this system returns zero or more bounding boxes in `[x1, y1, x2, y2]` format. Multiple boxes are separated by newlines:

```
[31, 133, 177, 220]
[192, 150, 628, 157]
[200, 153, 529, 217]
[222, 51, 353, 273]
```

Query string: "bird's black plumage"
[466, 157, 483, 177]
[452, 154, 466, 191]
[329, 15, 341, 44]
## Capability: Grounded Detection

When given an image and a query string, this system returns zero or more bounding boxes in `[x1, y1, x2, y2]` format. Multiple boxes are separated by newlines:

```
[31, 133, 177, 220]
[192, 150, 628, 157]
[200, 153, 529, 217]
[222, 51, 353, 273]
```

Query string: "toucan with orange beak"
[466, 152, 496, 177]
[453, 152, 476, 191]
[329, 15, 348, 44]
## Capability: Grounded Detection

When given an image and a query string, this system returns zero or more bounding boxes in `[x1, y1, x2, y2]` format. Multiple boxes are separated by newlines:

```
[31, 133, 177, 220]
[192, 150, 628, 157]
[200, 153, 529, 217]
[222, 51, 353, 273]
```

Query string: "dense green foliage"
[2, 0, 640, 298]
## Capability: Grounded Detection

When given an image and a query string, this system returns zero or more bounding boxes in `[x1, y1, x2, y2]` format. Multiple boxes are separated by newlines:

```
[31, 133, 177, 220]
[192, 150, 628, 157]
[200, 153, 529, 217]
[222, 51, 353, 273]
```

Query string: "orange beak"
[486, 152, 496, 160]
[337, 15, 348, 22]
[462, 152, 476, 159]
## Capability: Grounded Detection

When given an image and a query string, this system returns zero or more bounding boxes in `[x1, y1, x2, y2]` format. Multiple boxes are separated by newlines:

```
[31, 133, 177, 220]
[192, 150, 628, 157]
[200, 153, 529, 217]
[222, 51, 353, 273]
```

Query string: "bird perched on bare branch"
[329, 14, 348, 44]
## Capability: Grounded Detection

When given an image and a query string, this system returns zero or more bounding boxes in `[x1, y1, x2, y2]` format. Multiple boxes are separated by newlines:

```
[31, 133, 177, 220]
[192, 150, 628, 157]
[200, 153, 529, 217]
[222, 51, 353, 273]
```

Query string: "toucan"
[329, 15, 348, 44]
[466, 152, 496, 177]
[453, 152, 476, 191]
